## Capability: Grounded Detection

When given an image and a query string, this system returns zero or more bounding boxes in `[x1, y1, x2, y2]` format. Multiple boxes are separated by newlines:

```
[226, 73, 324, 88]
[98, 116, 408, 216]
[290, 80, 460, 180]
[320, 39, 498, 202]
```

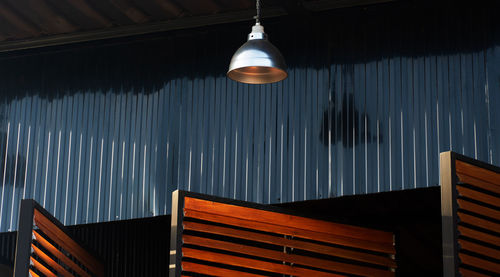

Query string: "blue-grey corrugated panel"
[0, 0, 499, 231]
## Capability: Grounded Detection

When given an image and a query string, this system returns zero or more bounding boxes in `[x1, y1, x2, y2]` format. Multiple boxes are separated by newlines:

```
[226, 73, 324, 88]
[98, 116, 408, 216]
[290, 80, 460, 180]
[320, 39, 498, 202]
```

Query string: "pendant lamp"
[227, 0, 287, 84]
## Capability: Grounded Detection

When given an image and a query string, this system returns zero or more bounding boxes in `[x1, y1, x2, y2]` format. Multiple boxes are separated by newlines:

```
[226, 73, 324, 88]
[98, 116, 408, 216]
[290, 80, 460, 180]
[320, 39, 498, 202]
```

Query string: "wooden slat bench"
[13, 199, 104, 277]
[169, 190, 397, 276]
[441, 151, 500, 277]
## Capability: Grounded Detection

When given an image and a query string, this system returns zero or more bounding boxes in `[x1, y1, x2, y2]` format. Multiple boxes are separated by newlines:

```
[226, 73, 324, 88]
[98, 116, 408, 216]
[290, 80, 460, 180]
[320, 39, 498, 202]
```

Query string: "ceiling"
[0, 0, 393, 52]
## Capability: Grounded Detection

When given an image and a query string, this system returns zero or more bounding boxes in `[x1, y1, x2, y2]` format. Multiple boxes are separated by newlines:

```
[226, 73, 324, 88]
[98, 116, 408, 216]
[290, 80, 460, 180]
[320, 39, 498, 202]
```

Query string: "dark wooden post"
[440, 151, 459, 277]
[13, 199, 35, 277]
[169, 190, 185, 277]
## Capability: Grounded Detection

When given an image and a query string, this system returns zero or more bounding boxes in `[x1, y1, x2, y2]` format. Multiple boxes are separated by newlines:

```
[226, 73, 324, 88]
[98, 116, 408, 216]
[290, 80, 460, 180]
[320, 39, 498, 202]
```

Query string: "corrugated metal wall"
[0, 0, 499, 232]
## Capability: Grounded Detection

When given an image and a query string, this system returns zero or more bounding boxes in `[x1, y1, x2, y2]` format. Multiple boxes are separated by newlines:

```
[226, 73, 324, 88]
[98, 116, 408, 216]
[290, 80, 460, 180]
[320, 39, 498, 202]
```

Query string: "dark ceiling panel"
[130, 0, 178, 21]
[0, 2, 39, 39]
[108, 0, 151, 23]
[6, 0, 76, 34]
[45, 0, 113, 29]
[0, 0, 395, 51]
[175, 0, 222, 16]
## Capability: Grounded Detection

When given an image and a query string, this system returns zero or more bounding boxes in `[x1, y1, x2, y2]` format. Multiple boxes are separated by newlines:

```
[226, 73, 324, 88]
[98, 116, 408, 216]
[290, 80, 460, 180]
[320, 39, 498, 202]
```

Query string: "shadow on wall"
[319, 94, 380, 147]
[0, 122, 26, 190]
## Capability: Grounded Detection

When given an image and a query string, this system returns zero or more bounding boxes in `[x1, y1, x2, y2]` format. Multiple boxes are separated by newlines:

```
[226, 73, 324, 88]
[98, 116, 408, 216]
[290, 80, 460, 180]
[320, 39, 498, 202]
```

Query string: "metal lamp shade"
[227, 24, 287, 84]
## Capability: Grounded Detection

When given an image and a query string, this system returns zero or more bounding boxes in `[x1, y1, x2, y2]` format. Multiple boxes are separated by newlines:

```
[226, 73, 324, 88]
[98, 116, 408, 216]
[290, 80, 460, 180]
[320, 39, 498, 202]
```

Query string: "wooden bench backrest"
[440, 151, 500, 276]
[13, 199, 104, 277]
[169, 190, 396, 277]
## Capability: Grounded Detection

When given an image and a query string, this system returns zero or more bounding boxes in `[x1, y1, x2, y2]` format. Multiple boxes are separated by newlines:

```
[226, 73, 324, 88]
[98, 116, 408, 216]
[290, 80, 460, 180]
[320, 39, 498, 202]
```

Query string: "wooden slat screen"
[440, 151, 500, 277]
[13, 200, 104, 277]
[170, 190, 397, 277]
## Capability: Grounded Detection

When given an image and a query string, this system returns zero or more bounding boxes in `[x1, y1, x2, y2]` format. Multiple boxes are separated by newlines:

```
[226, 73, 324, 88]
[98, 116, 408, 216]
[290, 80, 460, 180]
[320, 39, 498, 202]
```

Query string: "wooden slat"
[182, 261, 266, 277]
[182, 248, 346, 277]
[33, 230, 91, 277]
[31, 244, 73, 277]
[457, 199, 500, 222]
[456, 185, 500, 209]
[184, 209, 394, 254]
[458, 226, 500, 248]
[456, 173, 500, 196]
[459, 267, 491, 277]
[183, 235, 393, 277]
[30, 256, 57, 277]
[458, 240, 500, 261]
[184, 197, 393, 244]
[33, 209, 104, 276]
[183, 221, 395, 267]
[29, 269, 41, 277]
[457, 212, 500, 234]
[456, 160, 500, 186]
[459, 253, 500, 274]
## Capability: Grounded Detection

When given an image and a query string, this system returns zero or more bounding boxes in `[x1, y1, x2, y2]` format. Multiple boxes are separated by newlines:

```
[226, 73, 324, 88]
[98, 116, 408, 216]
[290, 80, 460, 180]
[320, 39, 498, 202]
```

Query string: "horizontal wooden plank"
[182, 261, 266, 277]
[31, 244, 73, 277]
[456, 185, 500, 209]
[459, 267, 491, 277]
[458, 226, 500, 248]
[33, 209, 105, 276]
[457, 199, 500, 222]
[456, 160, 500, 187]
[30, 256, 57, 277]
[182, 247, 345, 277]
[33, 230, 91, 277]
[459, 240, 500, 261]
[184, 197, 393, 244]
[183, 235, 394, 277]
[459, 253, 500, 274]
[457, 212, 500, 235]
[184, 209, 395, 254]
[456, 173, 500, 196]
[183, 221, 395, 267]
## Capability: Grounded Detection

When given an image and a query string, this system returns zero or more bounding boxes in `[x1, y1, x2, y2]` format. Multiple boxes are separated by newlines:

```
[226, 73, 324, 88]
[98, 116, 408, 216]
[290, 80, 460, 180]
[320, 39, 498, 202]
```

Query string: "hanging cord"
[254, 0, 262, 24]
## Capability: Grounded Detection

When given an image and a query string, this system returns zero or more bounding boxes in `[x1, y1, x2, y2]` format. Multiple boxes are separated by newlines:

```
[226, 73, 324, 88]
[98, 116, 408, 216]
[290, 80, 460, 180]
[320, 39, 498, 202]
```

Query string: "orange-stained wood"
[31, 244, 73, 277]
[456, 173, 500, 195]
[459, 240, 500, 261]
[30, 256, 57, 277]
[33, 230, 91, 277]
[459, 267, 492, 277]
[457, 199, 500, 222]
[182, 261, 267, 277]
[183, 197, 393, 244]
[456, 185, 500, 209]
[459, 253, 500, 274]
[456, 160, 500, 186]
[183, 235, 394, 276]
[182, 248, 348, 277]
[183, 209, 395, 254]
[29, 269, 41, 277]
[183, 221, 395, 267]
[457, 226, 500, 248]
[33, 209, 104, 276]
[457, 212, 500, 233]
